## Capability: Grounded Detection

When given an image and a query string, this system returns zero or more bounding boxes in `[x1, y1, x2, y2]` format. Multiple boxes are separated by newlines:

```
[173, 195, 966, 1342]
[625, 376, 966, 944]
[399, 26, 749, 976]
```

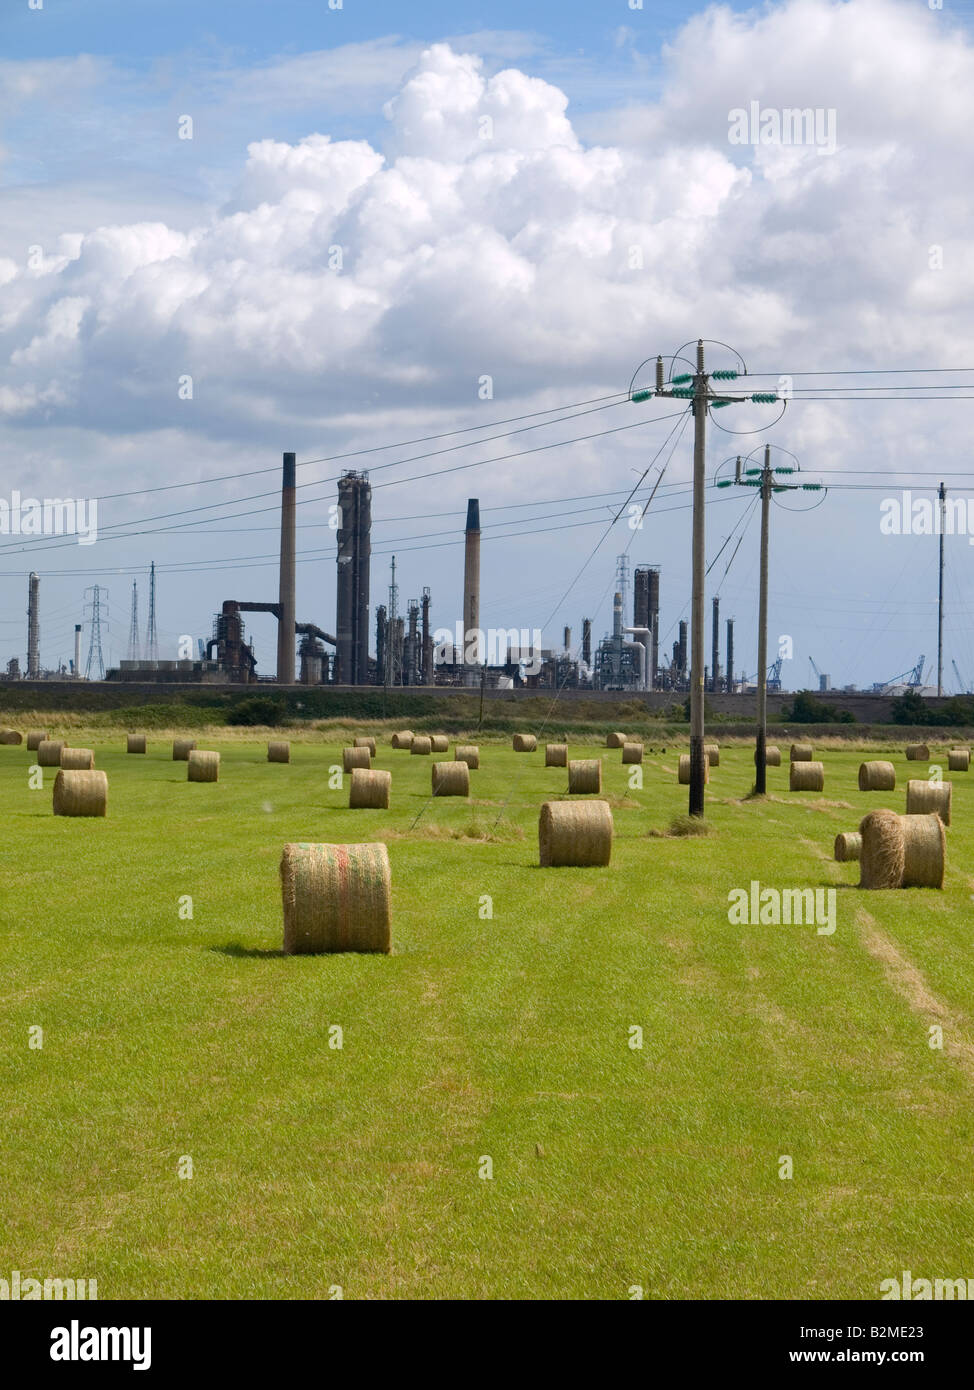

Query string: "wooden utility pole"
[938, 481, 946, 697]
[717, 447, 823, 794]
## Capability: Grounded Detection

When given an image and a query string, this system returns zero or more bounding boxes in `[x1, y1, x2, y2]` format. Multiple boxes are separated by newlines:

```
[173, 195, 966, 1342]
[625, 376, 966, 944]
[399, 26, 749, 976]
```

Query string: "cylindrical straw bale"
[834, 831, 861, 862]
[454, 745, 479, 769]
[354, 736, 377, 757]
[859, 760, 895, 791]
[281, 842, 391, 954]
[905, 778, 952, 826]
[513, 733, 537, 752]
[545, 743, 568, 767]
[859, 809, 944, 890]
[126, 734, 146, 754]
[343, 745, 371, 772]
[430, 735, 449, 753]
[432, 761, 470, 797]
[606, 732, 626, 749]
[704, 742, 720, 766]
[622, 741, 643, 764]
[0, 729, 22, 745]
[60, 747, 94, 770]
[905, 744, 929, 761]
[790, 760, 825, 792]
[568, 759, 602, 794]
[790, 743, 814, 761]
[53, 769, 108, 817]
[410, 736, 432, 755]
[173, 738, 196, 761]
[267, 741, 290, 763]
[188, 750, 219, 782]
[756, 746, 782, 766]
[948, 748, 970, 772]
[36, 739, 65, 767]
[539, 800, 613, 867]
[391, 731, 414, 749]
[349, 768, 391, 809]
[26, 730, 48, 751]
[678, 753, 710, 784]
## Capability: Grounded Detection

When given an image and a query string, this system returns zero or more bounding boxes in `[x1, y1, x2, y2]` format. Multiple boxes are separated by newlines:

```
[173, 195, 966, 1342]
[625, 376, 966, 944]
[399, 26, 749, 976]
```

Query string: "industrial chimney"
[726, 618, 734, 695]
[462, 498, 481, 683]
[277, 452, 296, 684]
[711, 596, 720, 693]
[73, 624, 82, 679]
[27, 572, 40, 678]
[582, 618, 592, 668]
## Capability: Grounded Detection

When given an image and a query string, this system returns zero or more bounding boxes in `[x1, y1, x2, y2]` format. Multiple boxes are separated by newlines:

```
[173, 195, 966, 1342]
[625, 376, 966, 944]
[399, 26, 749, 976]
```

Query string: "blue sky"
[1, 0, 973, 689]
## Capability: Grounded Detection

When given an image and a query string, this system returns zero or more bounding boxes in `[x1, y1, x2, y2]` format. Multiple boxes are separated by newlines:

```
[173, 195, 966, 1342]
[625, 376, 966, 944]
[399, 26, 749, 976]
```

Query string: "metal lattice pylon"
[144, 560, 158, 662]
[84, 585, 107, 681]
[127, 581, 140, 662]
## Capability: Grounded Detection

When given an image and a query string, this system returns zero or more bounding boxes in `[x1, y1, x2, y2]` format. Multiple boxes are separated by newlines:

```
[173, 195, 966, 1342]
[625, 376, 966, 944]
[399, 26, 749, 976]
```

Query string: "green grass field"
[2, 726, 973, 1299]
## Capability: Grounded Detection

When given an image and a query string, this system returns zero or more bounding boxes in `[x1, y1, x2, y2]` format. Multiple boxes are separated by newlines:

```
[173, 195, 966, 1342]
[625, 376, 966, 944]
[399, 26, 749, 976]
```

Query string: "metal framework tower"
[128, 581, 140, 662]
[336, 471, 371, 684]
[84, 585, 107, 680]
[145, 561, 158, 662]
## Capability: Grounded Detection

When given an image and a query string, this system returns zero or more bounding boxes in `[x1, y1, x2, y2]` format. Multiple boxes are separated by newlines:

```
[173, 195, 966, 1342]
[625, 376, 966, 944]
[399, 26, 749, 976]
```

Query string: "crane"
[878, 654, 926, 694]
[808, 655, 823, 689]
[951, 659, 968, 695]
[768, 656, 783, 692]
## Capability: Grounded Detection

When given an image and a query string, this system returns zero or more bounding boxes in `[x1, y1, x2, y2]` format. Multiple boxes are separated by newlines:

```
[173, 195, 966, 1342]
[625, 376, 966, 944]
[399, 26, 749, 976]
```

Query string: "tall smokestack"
[678, 620, 688, 677]
[73, 623, 82, 679]
[582, 618, 592, 667]
[27, 572, 39, 678]
[612, 591, 623, 641]
[726, 618, 734, 694]
[563, 625, 571, 654]
[463, 498, 481, 682]
[277, 452, 296, 684]
[421, 587, 433, 685]
[648, 567, 660, 688]
[711, 595, 720, 693]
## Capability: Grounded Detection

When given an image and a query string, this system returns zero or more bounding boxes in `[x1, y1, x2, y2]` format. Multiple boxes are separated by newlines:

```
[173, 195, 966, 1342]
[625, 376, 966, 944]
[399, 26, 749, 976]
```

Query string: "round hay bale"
[349, 768, 391, 809]
[513, 733, 537, 752]
[622, 741, 643, 764]
[60, 747, 94, 771]
[267, 741, 290, 763]
[354, 736, 377, 757]
[539, 800, 613, 867]
[567, 759, 602, 794]
[188, 750, 219, 782]
[26, 730, 48, 751]
[678, 753, 710, 785]
[455, 745, 479, 769]
[391, 730, 414, 749]
[0, 729, 23, 745]
[834, 831, 861, 862]
[173, 738, 197, 761]
[606, 731, 626, 749]
[859, 809, 944, 889]
[905, 778, 952, 826]
[126, 733, 147, 754]
[790, 760, 824, 792]
[545, 743, 568, 767]
[859, 760, 896, 792]
[281, 841, 391, 954]
[53, 769, 107, 817]
[432, 761, 470, 797]
[36, 739, 65, 767]
[905, 744, 929, 761]
[429, 735, 449, 753]
[755, 746, 782, 767]
[343, 745, 371, 773]
[790, 743, 814, 762]
[704, 742, 720, 767]
[948, 748, 970, 772]
[410, 736, 432, 756]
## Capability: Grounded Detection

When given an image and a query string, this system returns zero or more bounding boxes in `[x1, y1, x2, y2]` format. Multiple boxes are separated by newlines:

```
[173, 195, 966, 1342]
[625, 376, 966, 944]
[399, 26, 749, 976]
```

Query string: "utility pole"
[717, 446, 823, 794]
[632, 340, 777, 815]
[938, 481, 945, 698]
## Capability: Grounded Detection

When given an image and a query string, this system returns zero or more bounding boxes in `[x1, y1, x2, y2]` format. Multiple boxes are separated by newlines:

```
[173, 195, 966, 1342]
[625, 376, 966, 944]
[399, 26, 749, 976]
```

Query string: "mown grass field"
[2, 723, 973, 1300]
